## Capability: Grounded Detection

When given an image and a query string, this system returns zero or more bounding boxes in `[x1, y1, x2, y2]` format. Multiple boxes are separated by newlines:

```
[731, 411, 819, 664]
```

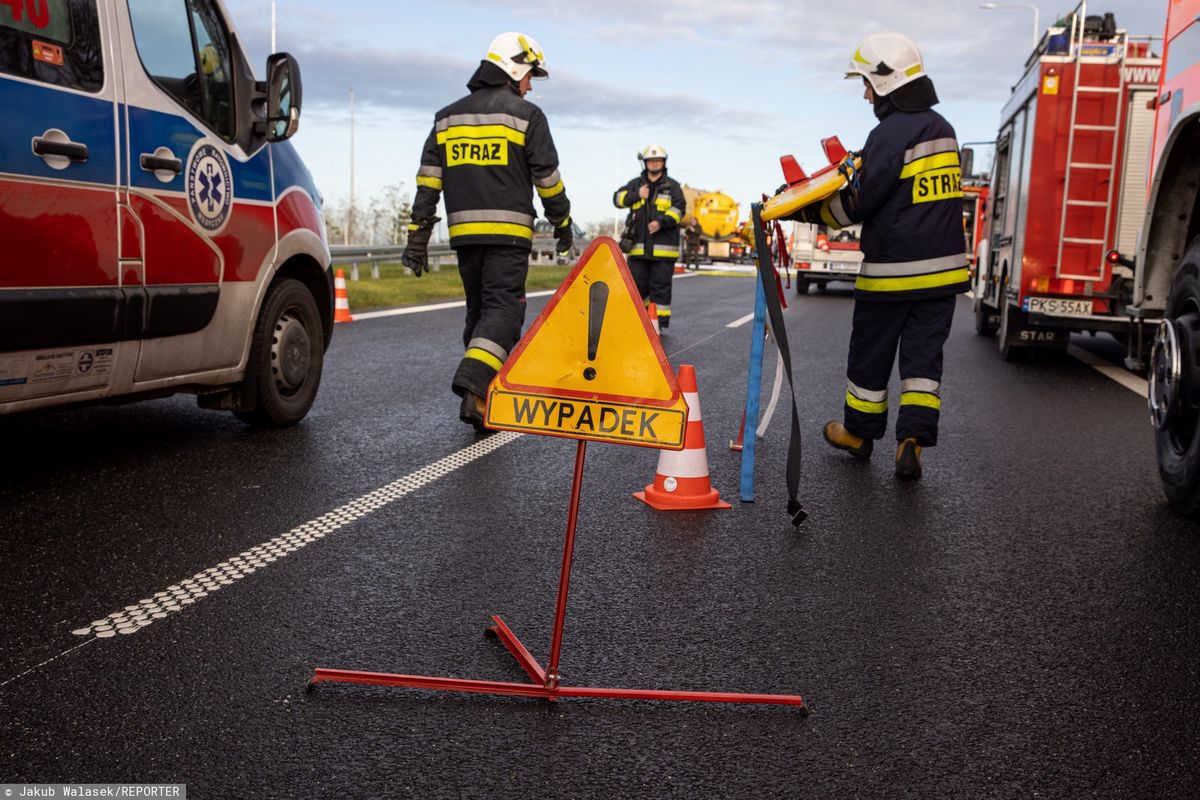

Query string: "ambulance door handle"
[139, 153, 183, 174]
[32, 136, 88, 163]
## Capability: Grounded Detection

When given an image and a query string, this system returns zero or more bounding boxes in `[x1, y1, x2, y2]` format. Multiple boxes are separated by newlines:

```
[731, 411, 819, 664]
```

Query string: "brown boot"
[895, 437, 922, 480]
[823, 421, 873, 459]
[459, 391, 487, 430]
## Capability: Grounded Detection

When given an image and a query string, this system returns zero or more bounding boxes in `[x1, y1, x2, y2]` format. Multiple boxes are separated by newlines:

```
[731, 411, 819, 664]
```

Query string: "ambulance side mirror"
[266, 53, 303, 142]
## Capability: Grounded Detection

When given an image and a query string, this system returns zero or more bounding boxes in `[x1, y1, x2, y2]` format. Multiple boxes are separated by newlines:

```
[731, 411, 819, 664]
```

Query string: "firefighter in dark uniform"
[683, 218, 703, 270]
[613, 145, 686, 329]
[401, 32, 572, 430]
[793, 32, 968, 479]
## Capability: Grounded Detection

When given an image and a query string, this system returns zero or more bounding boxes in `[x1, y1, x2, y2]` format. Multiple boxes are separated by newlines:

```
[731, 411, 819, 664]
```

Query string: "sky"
[224, 0, 1170, 238]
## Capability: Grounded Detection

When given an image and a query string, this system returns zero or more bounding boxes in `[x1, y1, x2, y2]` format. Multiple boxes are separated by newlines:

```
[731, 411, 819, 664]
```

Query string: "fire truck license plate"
[1026, 297, 1093, 317]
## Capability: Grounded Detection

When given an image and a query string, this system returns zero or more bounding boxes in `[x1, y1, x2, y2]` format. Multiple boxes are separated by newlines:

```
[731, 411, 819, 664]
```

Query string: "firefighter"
[613, 145, 686, 329]
[683, 218, 703, 271]
[790, 32, 969, 479]
[401, 32, 573, 431]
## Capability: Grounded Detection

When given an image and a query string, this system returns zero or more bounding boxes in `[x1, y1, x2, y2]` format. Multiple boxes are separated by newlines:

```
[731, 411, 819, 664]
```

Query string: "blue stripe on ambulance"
[0, 79, 115, 186]
[124, 105, 272, 201]
[270, 140, 321, 208]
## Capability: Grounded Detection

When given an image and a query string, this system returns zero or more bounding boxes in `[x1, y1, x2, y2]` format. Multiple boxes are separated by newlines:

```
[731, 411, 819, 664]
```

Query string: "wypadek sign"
[486, 238, 687, 448]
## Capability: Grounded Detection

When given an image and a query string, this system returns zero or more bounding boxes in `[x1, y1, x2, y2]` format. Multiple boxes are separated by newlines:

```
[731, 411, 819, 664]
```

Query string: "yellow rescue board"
[760, 156, 863, 223]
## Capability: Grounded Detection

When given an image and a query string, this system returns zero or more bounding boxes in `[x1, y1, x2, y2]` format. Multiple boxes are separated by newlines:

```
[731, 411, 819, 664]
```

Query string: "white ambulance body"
[0, 0, 332, 425]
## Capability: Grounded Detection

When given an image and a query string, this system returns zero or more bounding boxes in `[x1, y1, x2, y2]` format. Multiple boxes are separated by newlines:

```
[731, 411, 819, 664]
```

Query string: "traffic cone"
[334, 268, 354, 323]
[647, 302, 661, 336]
[634, 364, 731, 510]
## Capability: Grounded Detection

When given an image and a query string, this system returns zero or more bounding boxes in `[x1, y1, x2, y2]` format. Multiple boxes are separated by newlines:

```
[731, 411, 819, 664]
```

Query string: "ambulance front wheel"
[1153, 240, 1200, 516]
[236, 277, 325, 427]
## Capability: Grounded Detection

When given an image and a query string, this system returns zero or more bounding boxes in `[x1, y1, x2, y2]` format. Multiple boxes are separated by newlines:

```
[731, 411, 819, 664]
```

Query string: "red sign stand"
[309, 440, 807, 712]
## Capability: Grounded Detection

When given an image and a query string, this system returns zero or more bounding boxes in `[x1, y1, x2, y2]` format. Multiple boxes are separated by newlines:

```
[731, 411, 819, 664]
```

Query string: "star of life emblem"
[187, 142, 233, 233]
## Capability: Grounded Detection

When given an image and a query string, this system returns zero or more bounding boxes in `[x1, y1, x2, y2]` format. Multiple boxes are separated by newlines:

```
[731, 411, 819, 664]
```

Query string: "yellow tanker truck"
[681, 185, 752, 262]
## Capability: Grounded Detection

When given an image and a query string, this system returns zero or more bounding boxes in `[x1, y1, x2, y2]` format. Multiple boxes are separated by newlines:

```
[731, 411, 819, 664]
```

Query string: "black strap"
[751, 203, 807, 526]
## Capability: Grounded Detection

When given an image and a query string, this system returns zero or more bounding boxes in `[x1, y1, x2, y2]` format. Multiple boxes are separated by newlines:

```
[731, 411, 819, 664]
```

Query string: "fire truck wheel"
[974, 293, 998, 337]
[796, 277, 810, 295]
[236, 277, 325, 427]
[1154, 242, 1200, 516]
[998, 298, 1030, 362]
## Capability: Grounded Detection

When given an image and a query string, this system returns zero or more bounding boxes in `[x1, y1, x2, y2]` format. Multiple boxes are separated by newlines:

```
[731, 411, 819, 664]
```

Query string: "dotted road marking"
[70, 431, 522, 640]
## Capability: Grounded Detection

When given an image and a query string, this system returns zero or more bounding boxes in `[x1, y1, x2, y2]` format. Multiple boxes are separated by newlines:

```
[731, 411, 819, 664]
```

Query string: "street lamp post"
[978, 3, 1041, 52]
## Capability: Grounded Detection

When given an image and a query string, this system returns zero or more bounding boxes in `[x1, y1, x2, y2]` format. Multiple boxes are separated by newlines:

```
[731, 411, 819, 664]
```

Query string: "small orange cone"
[334, 268, 354, 323]
[634, 364, 731, 510]
[647, 302, 661, 336]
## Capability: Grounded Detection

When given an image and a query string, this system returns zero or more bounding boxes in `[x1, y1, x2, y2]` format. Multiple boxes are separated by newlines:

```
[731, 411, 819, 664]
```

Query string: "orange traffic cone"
[634, 364, 731, 510]
[334, 268, 354, 323]
[647, 302, 661, 336]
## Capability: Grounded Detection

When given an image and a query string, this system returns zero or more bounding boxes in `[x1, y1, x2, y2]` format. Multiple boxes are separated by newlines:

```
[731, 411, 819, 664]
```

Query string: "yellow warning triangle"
[486, 237, 687, 449]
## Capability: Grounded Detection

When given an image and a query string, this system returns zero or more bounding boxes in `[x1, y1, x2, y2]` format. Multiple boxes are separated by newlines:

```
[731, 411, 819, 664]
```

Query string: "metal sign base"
[309, 441, 808, 713]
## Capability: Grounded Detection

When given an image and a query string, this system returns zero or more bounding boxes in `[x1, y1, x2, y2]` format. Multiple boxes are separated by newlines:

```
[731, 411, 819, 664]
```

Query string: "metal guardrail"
[329, 236, 589, 279]
[328, 243, 453, 279]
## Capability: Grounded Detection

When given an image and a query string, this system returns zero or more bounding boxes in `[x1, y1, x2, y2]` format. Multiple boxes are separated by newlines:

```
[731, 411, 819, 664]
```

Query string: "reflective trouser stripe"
[465, 347, 503, 371]
[845, 391, 886, 414]
[900, 391, 941, 409]
[855, 267, 969, 293]
[657, 305, 671, 316]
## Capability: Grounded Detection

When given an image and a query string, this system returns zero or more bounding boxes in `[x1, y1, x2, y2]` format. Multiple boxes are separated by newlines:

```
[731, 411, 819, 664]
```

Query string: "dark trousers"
[843, 295, 956, 447]
[451, 245, 529, 398]
[629, 257, 674, 313]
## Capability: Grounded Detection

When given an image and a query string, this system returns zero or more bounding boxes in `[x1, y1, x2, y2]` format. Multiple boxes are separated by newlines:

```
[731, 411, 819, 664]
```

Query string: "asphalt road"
[2, 270, 1198, 798]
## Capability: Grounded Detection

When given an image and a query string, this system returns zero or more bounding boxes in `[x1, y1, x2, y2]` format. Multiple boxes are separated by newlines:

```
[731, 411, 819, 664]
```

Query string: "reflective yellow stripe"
[900, 391, 941, 409]
[653, 246, 679, 257]
[899, 151, 959, 179]
[855, 267, 969, 293]
[664, 208, 681, 222]
[436, 125, 526, 146]
[632, 199, 645, 210]
[905, 63, 923, 77]
[616, 190, 628, 207]
[465, 347, 504, 371]
[537, 180, 565, 198]
[448, 222, 533, 239]
[556, 216, 571, 229]
[819, 199, 840, 229]
[416, 176, 443, 190]
[845, 391, 887, 414]
[629, 246, 645, 256]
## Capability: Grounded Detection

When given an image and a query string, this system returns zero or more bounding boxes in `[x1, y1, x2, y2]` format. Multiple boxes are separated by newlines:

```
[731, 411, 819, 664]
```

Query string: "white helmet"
[845, 32, 925, 96]
[638, 144, 668, 162]
[486, 32, 548, 81]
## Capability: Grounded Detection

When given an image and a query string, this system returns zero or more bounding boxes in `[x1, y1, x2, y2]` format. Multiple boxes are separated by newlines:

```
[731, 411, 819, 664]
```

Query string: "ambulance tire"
[1155, 242, 1200, 516]
[237, 278, 325, 427]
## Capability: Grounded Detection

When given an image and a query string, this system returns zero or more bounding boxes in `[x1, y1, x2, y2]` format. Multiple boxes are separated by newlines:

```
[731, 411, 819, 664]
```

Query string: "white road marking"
[350, 289, 556, 321]
[727, 312, 756, 329]
[69, 431, 523, 640]
[0, 638, 96, 690]
[1068, 344, 1148, 398]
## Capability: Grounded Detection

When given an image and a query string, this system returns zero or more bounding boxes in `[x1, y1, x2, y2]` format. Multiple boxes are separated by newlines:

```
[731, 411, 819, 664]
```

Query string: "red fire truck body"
[974, 4, 1162, 360]
[1139, 0, 1200, 514]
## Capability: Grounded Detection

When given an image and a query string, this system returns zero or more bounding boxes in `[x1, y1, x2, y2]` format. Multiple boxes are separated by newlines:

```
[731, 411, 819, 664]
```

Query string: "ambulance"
[0, 0, 332, 426]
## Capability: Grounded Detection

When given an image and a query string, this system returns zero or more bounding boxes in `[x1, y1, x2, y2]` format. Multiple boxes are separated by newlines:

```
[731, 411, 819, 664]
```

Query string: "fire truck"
[789, 222, 863, 293]
[1137, 0, 1200, 514]
[0, 0, 332, 426]
[972, 2, 1163, 361]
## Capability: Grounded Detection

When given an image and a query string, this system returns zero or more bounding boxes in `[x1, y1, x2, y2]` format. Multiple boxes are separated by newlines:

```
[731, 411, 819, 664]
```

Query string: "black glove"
[401, 216, 438, 276]
[554, 222, 573, 254]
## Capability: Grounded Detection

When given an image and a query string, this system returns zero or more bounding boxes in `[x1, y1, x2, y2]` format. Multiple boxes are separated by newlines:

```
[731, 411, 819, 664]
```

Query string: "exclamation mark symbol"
[584, 281, 609, 381]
